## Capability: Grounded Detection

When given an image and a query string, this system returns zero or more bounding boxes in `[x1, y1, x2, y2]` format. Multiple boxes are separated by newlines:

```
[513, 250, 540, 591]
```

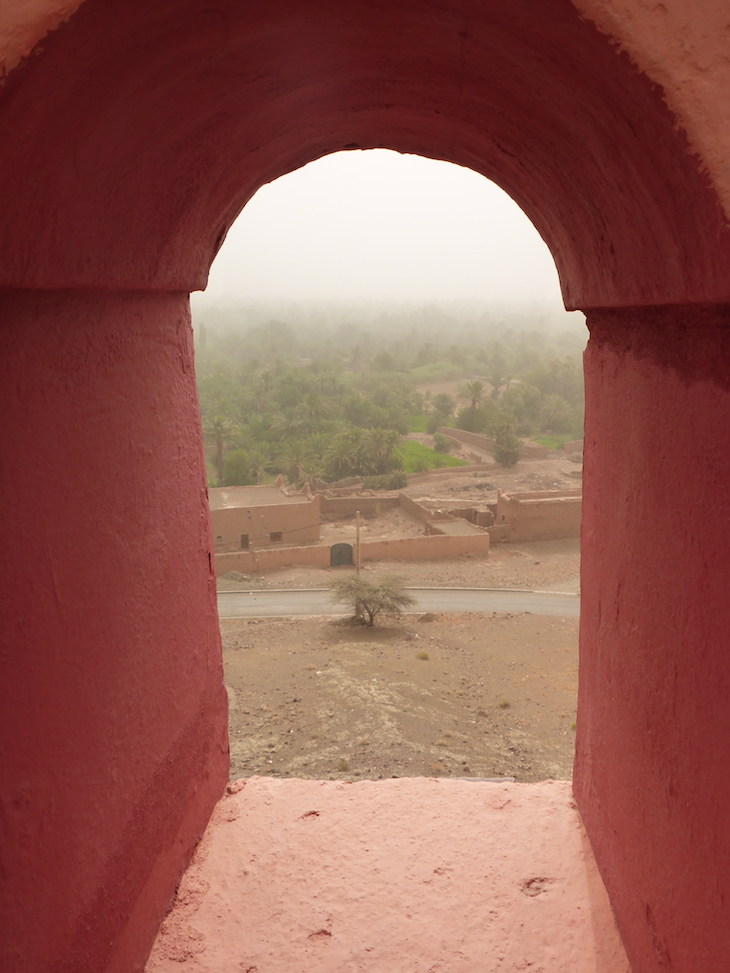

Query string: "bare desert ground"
[220, 456, 581, 784]
[221, 528, 580, 784]
[223, 609, 578, 784]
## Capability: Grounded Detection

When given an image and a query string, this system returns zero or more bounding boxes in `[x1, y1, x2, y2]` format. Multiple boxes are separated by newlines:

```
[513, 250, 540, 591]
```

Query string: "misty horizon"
[193, 149, 577, 321]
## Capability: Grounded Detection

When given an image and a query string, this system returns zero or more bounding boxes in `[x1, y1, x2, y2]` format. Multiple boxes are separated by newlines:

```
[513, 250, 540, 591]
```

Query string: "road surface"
[217, 587, 579, 619]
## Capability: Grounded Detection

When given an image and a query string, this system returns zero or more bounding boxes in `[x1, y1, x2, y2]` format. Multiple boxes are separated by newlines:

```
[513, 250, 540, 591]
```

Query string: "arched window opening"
[194, 149, 585, 785]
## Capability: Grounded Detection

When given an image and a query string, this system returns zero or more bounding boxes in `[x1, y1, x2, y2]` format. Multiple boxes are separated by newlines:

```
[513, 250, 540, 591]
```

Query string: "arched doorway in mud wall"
[2, 4, 730, 973]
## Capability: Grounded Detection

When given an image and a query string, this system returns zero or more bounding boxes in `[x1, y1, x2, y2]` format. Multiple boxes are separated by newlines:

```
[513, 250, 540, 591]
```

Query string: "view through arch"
[193, 150, 585, 784]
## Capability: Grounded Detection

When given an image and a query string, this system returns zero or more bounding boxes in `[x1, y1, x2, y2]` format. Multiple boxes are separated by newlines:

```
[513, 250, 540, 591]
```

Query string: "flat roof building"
[208, 485, 320, 551]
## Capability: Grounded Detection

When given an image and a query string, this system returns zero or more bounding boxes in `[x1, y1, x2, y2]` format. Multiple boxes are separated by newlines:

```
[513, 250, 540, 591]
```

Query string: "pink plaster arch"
[0, 0, 86, 76]
[0, 0, 728, 309]
[4, 4, 730, 973]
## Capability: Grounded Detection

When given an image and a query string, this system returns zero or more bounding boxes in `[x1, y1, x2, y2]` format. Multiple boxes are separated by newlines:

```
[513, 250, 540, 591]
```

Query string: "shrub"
[222, 448, 253, 485]
[432, 432, 453, 453]
[493, 422, 521, 468]
[362, 470, 408, 490]
[331, 575, 415, 626]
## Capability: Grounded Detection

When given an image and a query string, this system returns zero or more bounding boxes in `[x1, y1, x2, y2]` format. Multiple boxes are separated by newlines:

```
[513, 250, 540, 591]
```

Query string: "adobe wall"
[360, 533, 489, 561]
[521, 443, 550, 459]
[211, 495, 320, 550]
[433, 431, 462, 450]
[320, 495, 400, 517]
[398, 492, 438, 525]
[510, 497, 582, 542]
[437, 426, 495, 453]
[576, 306, 730, 973]
[216, 531, 489, 574]
[563, 439, 584, 455]
[495, 490, 582, 541]
[5, 2, 730, 275]
[500, 489, 582, 502]
[449, 508, 495, 528]
[406, 463, 499, 481]
[437, 427, 550, 459]
[217, 544, 331, 575]
[0, 290, 228, 973]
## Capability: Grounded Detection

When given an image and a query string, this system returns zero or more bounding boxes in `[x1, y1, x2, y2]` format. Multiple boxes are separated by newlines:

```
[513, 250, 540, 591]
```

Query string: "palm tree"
[457, 380, 486, 412]
[363, 427, 403, 474]
[324, 434, 356, 478]
[381, 428, 403, 464]
[203, 414, 238, 486]
[247, 448, 274, 484]
[364, 427, 389, 465]
[432, 393, 455, 417]
[540, 394, 572, 432]
[487, 348, 509, 399]
[270, 412, 303, 441]
[295, 392, 331, 432]
[395, 381, 419, 412]
[278, 440, 316, 484]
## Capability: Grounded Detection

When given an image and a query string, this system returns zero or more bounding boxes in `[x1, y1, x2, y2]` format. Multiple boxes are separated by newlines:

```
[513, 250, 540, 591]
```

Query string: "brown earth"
[222, 541, 579, 785]
[220, 466, 581, 786]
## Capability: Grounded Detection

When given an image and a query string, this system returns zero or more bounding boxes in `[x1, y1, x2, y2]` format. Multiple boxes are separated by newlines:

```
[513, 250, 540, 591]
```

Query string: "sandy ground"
[223, 601, 578, 784]
[219, 462, 581, 786]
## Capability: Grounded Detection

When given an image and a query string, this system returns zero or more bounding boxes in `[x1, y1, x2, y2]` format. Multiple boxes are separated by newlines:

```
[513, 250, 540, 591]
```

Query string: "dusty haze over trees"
[192, 301, 586, 488]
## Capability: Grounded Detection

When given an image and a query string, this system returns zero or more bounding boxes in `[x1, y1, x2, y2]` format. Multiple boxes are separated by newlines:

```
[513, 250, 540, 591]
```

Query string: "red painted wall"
[575, 306, 730, 972]
[0, 290, 229, 973]
[1, 3, 730, 972]
[0, 0, 728, 308]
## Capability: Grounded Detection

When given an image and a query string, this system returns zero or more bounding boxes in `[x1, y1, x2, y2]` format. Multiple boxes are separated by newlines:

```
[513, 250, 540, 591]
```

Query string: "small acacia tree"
[331, 575, 415, 626]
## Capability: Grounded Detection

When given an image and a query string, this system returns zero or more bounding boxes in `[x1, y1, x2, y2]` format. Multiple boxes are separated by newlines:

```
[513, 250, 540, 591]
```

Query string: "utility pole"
[355, 509, 363, 621]
[355, 509, 361, 574]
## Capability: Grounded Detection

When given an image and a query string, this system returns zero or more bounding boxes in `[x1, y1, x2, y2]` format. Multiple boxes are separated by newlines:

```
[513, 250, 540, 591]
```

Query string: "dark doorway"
[330, 542, 353, 567]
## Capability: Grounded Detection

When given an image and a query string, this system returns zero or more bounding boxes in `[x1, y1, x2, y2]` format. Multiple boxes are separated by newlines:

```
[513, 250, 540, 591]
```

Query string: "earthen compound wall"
[563, 439, 584, 454]
[361, 533, 490, 560]
[216, 531, 489, 575]
[495, 490, 582, 541]
[320, 496, 400, 518]
[406, 463, 499, 481]
[397, 492, 441, 524]
[211, 495, 320, 551]
[437, 427, 550, 459]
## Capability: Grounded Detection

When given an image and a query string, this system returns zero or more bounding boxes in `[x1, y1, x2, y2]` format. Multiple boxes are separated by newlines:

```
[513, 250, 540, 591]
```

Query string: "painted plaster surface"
[0, 0, 727, 307]
[576, 306, 730, 973]
[0, 289, 228, 973]
[145, 777, 629, 973]
[573, 0, 730, 220]
[0, 0, 86, 75]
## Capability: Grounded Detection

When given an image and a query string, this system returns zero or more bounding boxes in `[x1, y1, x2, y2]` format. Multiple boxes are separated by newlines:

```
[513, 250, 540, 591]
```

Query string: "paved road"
[217, 587, 579, 619]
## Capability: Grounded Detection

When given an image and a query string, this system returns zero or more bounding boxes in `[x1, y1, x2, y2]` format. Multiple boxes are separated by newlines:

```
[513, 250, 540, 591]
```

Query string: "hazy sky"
[200, 149, 566, 309]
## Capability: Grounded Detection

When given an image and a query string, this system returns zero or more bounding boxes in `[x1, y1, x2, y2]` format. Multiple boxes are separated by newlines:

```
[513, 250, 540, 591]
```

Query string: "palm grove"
[194, 308, 585, 488]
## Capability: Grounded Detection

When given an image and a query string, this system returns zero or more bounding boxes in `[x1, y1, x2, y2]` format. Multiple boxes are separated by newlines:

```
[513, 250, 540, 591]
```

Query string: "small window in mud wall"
[216, 535, 223, 543]
[240, 534, 250, 550]
[270, 531, 283, 543]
